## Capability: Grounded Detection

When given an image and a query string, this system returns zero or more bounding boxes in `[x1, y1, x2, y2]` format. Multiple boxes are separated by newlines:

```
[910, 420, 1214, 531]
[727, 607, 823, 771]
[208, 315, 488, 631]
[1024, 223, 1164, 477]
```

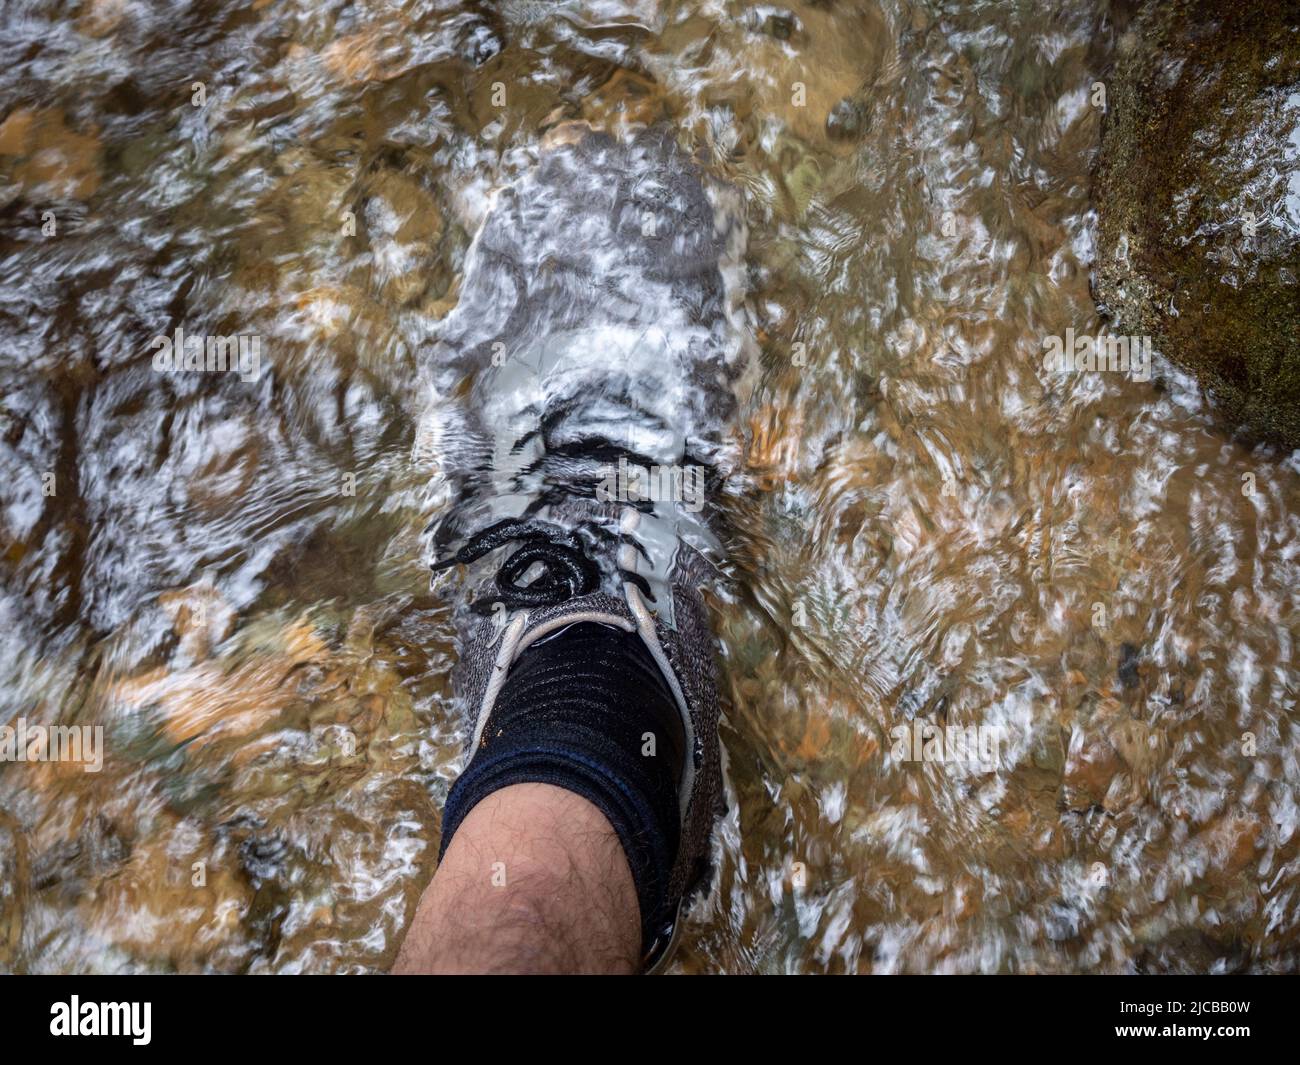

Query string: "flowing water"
[1, 0, 1298, 974]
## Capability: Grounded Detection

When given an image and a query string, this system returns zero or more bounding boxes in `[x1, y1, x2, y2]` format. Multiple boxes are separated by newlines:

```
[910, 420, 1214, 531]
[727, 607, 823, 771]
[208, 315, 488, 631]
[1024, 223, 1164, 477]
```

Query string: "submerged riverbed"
[1, 0, 1298, 973]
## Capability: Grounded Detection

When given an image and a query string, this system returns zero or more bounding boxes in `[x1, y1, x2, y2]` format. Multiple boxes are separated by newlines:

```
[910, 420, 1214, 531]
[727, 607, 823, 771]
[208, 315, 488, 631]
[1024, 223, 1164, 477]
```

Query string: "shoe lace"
[429, 419, 710, 611]
[431, 513, 655, 613]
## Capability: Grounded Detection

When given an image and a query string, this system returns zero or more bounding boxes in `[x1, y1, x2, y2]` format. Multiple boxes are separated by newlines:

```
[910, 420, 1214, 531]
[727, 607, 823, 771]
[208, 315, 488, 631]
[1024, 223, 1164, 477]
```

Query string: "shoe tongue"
[543, 493, 621, 527]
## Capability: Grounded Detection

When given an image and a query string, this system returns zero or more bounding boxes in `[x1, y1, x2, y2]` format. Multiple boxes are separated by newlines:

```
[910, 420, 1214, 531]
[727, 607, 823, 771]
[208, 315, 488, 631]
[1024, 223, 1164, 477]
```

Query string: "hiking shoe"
[422, 123, 753, 969]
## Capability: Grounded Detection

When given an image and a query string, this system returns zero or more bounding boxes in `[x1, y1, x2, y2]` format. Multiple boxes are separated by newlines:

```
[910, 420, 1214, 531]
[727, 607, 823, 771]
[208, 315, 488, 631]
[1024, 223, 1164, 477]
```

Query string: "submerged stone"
[1093, 1, 1300, 448]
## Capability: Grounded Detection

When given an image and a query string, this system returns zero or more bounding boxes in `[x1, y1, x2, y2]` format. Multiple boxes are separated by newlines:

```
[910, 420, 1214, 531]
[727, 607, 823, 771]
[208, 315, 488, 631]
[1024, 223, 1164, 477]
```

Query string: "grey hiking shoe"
[421, 124, 754, 969]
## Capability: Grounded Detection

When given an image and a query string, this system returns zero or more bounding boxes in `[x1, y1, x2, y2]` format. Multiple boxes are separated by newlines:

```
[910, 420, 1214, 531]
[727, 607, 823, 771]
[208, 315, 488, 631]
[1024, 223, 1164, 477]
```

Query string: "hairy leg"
[393, 783, 641, 974]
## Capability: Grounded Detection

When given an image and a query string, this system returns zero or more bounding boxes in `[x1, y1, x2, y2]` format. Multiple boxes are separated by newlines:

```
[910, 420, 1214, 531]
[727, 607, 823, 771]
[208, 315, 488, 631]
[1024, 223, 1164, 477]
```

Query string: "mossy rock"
[1093, 0, 1300, 448]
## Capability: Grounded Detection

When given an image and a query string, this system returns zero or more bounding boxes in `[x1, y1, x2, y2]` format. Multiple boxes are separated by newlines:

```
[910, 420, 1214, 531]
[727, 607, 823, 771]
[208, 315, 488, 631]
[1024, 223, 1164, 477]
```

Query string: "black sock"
[438, 622, 685, 953]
